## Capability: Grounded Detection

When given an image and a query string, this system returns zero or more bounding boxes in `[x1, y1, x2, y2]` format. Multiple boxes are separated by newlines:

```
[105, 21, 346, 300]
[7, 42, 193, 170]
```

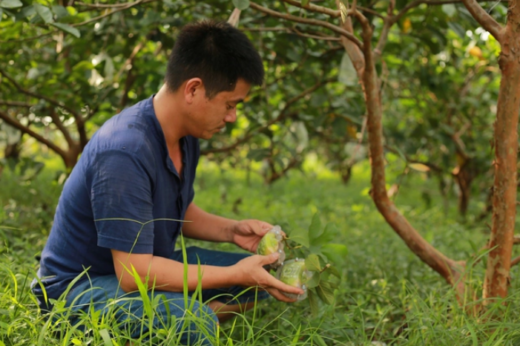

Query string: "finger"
[267, 275, 305, 295]
[266, 288, 299, 303]
[260, 252, 279, 265]
[257, 221, 273, 235]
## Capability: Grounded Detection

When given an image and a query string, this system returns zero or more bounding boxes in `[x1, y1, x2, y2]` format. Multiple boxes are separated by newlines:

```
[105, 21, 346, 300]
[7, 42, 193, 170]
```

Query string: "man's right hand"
[233, 253, 305, 303]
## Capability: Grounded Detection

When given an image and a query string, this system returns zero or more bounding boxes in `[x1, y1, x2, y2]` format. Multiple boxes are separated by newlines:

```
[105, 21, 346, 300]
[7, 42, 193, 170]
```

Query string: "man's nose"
[224, 109, 237, 123]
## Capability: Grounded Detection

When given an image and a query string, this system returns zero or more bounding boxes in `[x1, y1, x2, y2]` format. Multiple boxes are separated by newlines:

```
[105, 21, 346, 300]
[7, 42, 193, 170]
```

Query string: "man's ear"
[184, 78, 204, 104]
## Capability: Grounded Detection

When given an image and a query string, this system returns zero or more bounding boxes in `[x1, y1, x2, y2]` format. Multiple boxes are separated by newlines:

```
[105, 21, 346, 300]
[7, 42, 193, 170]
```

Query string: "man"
[32, 21, 303, 345]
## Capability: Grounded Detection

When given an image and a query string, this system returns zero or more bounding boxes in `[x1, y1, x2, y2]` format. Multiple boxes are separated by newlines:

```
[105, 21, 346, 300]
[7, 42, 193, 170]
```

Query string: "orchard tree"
[233, 0, 518, 310]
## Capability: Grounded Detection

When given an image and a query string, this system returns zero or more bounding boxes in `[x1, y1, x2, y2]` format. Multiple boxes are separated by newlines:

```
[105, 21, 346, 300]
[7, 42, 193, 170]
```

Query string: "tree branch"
[281, 0, 385, 19]
[249, 2, 363, 49]
[0, 67, 81, 122]
[0, 110, 67, 158]
[73, 0, 158, 27]
[0, 101, 34, 108]
[511, 255, 520, 267]
[48, 107, 76, 149]
[461, 0, 503, 42]
[374, 0, 395, 57]
[75, 1, 143, 8]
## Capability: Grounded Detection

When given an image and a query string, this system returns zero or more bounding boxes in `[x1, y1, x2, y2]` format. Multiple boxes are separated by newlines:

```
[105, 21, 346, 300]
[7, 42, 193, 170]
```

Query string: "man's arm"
[182, 202, 272, 252]
[111, 249, 303, 302]
[181, 202, 237, 243]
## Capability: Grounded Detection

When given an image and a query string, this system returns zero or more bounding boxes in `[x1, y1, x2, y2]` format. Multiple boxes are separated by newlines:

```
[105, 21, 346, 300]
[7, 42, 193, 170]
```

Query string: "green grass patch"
[1, 159, 520, 345]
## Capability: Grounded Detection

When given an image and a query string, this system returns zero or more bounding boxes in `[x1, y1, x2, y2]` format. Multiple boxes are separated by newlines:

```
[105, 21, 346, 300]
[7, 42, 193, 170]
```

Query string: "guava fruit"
[257, 225, 286, 269]
[276, 258, 310, 301]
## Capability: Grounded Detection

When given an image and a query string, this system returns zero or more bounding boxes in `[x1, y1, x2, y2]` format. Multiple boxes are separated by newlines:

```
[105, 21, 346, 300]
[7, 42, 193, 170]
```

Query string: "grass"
[1, 157, 520, 345]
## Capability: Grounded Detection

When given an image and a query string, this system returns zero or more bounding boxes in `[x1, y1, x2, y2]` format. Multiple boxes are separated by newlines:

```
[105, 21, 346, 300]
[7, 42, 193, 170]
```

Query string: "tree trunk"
[483, 17, 520, 301]
[454, 161, 475, 217]
[357, 19, 465, 297]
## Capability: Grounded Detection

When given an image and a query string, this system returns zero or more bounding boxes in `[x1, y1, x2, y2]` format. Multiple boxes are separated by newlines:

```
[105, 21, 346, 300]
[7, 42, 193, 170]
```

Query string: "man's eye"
[226, 104, 234, 110]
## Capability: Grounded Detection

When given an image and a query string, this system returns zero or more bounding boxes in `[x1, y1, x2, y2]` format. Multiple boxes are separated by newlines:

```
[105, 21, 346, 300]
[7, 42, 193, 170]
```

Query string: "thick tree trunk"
[483, 17, 520, 301]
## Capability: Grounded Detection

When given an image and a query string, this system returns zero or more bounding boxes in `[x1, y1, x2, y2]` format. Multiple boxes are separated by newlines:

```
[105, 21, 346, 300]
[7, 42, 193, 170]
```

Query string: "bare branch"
[0, 101, 34, 108]
[336, 1, 365, 79]
[0, 32, 52, 44]
[75, 1, 142, 8]
[48, 107, 76, 149]
[281, 0, 385, 19]
[242, 27, 289, 32]
[511, 255, 520, 267]
[461, 0, 503, 42]
[374, 0, 395, 57]
[0, 67, 81, 121]
[0, 110, 67, 158]
[282, 0, 339, 17]
[249, 2, 363, 49]
[228, 8, 241, 27]
[73, 0, 158, 27]
[291, 27, 341, 41]
[514, 235, 520, 244]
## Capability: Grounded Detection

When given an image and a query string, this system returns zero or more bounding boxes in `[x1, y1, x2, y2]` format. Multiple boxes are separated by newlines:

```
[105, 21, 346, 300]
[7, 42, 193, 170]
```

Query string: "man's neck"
[153, 84, 187, 149]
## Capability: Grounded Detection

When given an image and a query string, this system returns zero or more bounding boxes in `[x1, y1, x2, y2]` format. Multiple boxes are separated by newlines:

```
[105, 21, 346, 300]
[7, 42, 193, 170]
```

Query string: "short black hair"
[166, 21, 264, 98]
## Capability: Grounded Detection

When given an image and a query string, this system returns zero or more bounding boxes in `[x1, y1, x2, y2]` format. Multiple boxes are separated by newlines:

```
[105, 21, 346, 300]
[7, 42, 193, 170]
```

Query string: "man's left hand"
[231, 219, 273, 253]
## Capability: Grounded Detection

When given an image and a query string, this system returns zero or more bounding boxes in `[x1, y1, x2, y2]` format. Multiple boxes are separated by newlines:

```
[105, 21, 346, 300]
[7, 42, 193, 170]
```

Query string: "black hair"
[165, 21, 264, 98]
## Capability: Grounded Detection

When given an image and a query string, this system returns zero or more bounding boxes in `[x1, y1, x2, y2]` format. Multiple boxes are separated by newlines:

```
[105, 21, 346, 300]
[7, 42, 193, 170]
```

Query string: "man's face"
[188, 78, 251, 140]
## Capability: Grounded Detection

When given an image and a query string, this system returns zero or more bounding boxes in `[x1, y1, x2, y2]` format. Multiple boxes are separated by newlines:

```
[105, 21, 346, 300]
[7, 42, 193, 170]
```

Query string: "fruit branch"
[249, 2, 363, 49]
[461, 0, 504, 43]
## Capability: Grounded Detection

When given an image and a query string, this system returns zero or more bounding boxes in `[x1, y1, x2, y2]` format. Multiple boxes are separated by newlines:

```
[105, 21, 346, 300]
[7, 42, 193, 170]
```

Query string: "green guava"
[257, 232, 279, 256]
[257, 225, 286, 269]
[276, 258, 309, 301]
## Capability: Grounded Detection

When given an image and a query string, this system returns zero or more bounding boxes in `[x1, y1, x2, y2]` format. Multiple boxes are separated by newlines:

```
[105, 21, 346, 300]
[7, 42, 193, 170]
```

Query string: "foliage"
[3, 161, 520, 344]
[0, 0, 509, 218]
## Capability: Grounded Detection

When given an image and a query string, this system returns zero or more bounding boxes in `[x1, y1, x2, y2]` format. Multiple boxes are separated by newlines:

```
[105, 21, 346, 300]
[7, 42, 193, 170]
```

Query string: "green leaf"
[338, 52, 357, 86]
[327, 265, 341, 279]
[313, 334, 327, 346]
[288, 227, 309, 248]
[232, 0, 250, 10]
[305, 270, 320, 289]
[307, 289, 319, 317]
[0, 0, 22, 9]
[448, 22, 465, 39]
[441, 4, 456, 17]
[308, 212, 322, 242]
[313, 222, 337, 247]
[51, 5, 70, 20]
[305, 254, 321, 272]
[302, 0, 310, 6]
[321, 243, 348, 265]
[50, 22, 80, 38]
[0, 8, 3, 20]
[316, 283, 335, 305]
[247, 148, 270, 161]
[34, 4, 53, 23]
[17, 5, 35, 20]
[99, 329, 113, 346]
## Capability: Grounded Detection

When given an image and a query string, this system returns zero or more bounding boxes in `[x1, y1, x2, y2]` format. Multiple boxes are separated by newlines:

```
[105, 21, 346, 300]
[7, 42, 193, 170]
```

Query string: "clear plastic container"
[276, 258, 310, 301]
[257, 225, 286, 269]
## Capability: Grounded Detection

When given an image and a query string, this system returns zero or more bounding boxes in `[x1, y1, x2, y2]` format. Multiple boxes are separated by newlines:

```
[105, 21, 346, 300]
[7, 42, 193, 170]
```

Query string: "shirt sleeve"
[88, 149, 155, 254]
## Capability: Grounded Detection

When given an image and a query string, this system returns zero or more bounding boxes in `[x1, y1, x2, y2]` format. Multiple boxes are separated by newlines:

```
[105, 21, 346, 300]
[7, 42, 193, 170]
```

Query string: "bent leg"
[66, 276, 218, 345]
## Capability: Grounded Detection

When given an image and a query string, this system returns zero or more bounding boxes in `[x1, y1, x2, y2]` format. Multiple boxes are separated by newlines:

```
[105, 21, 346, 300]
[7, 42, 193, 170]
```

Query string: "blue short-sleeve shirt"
[33, 96, 200, 304]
